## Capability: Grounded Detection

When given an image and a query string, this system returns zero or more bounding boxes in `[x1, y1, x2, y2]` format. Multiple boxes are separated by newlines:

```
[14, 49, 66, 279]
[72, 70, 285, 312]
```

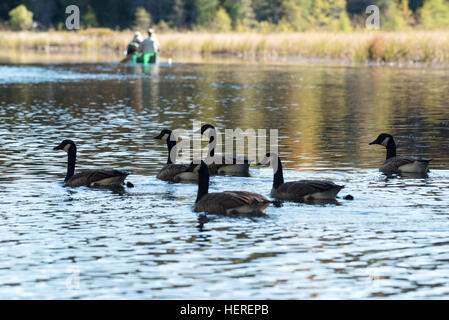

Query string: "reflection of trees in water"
[180, 64, 449, 169]
[2, 63, 449, 171]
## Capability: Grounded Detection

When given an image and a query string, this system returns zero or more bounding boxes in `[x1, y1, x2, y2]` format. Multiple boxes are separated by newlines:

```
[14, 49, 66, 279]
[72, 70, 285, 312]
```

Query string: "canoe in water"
[132, 53, 158, 64]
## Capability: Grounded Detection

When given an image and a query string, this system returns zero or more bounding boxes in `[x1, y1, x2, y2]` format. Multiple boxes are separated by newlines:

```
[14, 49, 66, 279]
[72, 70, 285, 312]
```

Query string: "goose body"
[54, 140, 129, 188]
[369, 133, 431, 174]
[193, 161, 270, 216]
[199, 124, 250, 176]
[195, 191, 270, 215]
[154, 129, 198, 183]
[379, 156, 430, 174]
[206, 154, 250, 175]
[64, 169, 128, 188]
[156, 163, 193, 182]
[271, 180, 344, 201]
[258, 153, 344, 201]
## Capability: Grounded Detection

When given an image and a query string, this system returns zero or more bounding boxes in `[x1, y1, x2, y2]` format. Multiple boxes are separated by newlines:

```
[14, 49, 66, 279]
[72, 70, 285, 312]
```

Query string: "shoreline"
[2, 47, 449, 69]
[1, 30, 449, 67]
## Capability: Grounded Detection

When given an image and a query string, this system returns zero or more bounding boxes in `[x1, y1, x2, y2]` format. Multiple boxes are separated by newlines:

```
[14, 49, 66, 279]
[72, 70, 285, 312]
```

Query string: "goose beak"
[368, 140, 376, 145]
[53, 144, 63, 150]
[154, 134, 162, 140]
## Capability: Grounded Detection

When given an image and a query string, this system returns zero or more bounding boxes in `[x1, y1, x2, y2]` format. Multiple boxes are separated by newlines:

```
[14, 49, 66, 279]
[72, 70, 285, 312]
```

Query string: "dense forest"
[1, 0, 449, 31]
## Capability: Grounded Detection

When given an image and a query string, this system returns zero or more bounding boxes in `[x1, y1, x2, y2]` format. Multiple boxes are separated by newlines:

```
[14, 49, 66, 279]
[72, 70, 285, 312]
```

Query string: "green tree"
[399, 0, 414, 25]
[223, 0, 240, 24]
[82, 5, 99, 28]
[338, 10, 353, 31]
[213, 7, 232, 32]
[224, 0, 256, 30]
[419, 0, 449, 29]
[309, 0, 349, 30]
[252, 0, 285, 24]
[8, 4, 33, 30]
[170, 0, 186, 28]
[278, 0, 307, 31]
[133, 6, 152, 30]
[238, 0, 256, 29]
[195, 0, 219, 28]
[383, 0, 413, 30]
[157, 19, 170, 32]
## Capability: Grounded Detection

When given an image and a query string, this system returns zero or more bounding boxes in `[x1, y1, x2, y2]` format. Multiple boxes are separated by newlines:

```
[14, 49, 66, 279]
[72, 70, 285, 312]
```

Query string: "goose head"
[369, 133, 394, 147]
[257, 152, 277, 165]
[154, 129, 172, 142]
[54, 139, 75, 153]
[197, 124, 216, 138]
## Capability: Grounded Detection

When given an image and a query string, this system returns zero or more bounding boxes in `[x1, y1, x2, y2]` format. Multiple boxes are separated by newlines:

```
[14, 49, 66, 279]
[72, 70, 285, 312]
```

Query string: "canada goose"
[198, 124, 250, 176]
[192, 160, 271, 216]
[153, 129, 197, 183]
[53, 139, 129, 188]
[369, 133, 431, 174]
[258, 153, 344, 201]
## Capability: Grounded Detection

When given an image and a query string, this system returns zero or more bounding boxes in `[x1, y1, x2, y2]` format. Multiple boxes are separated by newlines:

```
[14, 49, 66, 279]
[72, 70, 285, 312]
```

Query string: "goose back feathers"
[156, 163, 192, 182]
[272, 180, 344, 201]
[379, 156, 430, 175]
[64, 169, 129, 188]
[195, 191, 271, 215]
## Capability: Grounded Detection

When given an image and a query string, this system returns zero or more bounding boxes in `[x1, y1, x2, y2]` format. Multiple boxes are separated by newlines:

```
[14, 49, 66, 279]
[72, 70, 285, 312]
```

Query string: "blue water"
[0, 61, 449, 299]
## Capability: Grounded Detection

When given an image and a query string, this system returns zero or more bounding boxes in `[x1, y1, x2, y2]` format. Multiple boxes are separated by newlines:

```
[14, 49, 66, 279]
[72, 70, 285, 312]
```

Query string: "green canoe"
[132, 52, 159, 64]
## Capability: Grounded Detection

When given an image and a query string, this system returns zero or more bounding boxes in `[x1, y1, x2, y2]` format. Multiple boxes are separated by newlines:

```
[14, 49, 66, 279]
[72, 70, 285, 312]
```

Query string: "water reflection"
[0, 61, 449, 299]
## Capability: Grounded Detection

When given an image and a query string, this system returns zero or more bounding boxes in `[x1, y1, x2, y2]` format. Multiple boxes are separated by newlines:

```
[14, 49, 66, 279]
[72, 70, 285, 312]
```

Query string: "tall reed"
[1, 30, 449, 64]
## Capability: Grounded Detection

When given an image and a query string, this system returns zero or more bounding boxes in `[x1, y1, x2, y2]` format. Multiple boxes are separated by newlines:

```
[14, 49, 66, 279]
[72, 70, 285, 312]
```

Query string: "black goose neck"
[196, 165, 209, 203]
[385, 138, 397, 160]
[66, 144, 76, 182]
[273, 155, 284, 189]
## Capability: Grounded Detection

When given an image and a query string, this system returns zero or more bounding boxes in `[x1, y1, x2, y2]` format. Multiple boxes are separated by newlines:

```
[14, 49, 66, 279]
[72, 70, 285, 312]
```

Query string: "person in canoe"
[121, 31, 144, 63]
[137, 28, 160, 63]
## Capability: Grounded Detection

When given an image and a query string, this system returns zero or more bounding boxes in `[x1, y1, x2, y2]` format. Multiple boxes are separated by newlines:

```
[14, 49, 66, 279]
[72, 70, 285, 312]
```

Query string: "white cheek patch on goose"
[161, 133, 169, 142]
[204, 128, 213, 137]
[381, 137, 390, 147]
[63, 144, 71, 152]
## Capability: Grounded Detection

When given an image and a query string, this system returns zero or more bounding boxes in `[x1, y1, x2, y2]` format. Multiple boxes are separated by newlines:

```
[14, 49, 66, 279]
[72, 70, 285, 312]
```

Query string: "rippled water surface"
[1, 59, 449, 299]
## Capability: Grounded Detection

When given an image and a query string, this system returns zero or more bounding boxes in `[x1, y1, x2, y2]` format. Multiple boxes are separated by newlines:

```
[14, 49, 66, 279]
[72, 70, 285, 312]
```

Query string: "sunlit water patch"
[0, 65, 136, 84]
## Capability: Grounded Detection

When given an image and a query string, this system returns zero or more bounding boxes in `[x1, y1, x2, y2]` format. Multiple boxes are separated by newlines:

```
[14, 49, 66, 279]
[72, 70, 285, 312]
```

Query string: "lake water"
[1, 54, 449, 299]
